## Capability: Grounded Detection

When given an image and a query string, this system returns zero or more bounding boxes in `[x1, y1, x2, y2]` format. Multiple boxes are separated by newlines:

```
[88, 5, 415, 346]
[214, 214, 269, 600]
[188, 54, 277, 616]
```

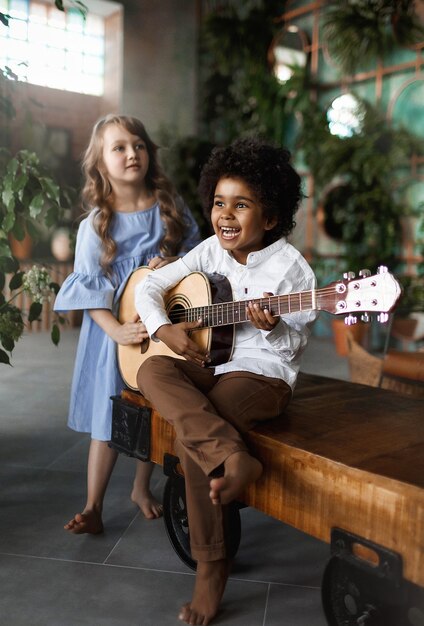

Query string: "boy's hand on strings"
[155, 321, 210, 367]
[115, 314, 149, 346]
[247, 292, 279, 332]
[148, 255, 179, 270]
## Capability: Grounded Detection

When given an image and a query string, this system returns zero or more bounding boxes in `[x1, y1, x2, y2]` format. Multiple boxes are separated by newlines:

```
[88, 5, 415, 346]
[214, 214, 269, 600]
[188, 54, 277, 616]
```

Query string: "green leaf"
[0, 12, 10, 27]
[6, 157, 18, 177]
[49, 281, 60, 295]
[51, 323, 60, 346]
[28, 301, 42, 323]
[25, 220, 39, 240]
[55, 0, 64, 11]
[1, 335, 15, 352]
[2, 207, 15, 233]
[0, 348, 11, 365]
[45, 205, 61, 228]
[8, 271, 24, 291]
[2, 188, 15, 211]
[29, 193, 45, 218]
[0, 256, 19, 273]
[40, 178, 60, 203]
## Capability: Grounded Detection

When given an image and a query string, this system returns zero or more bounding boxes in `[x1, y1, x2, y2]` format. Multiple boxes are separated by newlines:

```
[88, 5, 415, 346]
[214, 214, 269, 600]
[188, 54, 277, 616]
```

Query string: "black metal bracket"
[163, 452, 181, 478]
[330, 527, 403, 589]
[109, 395, 151, 461]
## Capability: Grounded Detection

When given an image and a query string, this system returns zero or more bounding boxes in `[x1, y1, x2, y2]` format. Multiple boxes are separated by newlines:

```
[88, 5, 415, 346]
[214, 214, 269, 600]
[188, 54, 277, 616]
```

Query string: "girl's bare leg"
[64, 439, 118, 534]
[131, 460, 163, 519]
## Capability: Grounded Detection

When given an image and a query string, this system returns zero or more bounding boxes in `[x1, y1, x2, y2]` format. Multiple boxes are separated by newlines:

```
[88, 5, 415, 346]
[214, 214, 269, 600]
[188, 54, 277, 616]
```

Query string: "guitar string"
[164, 283, 385, 324]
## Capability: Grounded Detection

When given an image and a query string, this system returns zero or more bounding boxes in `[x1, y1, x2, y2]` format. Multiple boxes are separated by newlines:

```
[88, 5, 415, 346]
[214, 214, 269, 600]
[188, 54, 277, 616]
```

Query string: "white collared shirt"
[134, 235, 317, 389]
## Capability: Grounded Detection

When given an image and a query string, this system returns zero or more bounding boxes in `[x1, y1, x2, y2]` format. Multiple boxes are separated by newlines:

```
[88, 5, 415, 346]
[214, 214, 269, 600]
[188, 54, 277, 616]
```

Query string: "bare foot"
[179, 559, 230, 625]
[131, 489, 163, 519]
[64, 509, 104, 535]
[209, 451, 262, 506]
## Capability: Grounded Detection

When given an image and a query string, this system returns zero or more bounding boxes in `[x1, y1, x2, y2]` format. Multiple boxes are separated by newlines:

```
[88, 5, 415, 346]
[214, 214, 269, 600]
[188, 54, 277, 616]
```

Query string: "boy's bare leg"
[209, 451, 262, 506]
[64, 439, 118, 534]
[131, 460, 163, 519]
[179, 559, 231, 625]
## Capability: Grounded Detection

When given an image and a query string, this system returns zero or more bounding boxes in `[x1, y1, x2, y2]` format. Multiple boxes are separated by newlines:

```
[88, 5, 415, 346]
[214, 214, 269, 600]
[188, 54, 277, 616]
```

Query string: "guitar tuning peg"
[343, 271, 356, 280]
[377, 265, 388, 274]
[360, 313, 371, 323]
[377, 312, 389, 323]
[359, 269, 371, 278]
[344, 314, 358, 326]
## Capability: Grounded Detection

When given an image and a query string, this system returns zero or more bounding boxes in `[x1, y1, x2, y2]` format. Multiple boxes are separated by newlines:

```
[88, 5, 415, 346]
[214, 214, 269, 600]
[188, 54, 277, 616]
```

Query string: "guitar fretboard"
[175, 291, 316, 328]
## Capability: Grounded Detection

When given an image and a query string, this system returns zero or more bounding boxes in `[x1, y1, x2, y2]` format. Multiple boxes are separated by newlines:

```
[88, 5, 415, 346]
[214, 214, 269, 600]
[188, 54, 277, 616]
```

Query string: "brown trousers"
[137, 355, 291, 562]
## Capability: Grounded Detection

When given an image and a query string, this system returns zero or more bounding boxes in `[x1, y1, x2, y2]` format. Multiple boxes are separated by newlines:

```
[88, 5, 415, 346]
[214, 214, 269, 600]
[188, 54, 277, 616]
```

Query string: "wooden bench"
[111, 372, 424, 625]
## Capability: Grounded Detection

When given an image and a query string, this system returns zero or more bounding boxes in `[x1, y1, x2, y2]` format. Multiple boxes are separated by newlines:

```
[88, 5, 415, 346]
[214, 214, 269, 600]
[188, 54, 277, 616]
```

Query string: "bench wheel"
[163, 474, 242, 571]
[321, 556, 424, 626]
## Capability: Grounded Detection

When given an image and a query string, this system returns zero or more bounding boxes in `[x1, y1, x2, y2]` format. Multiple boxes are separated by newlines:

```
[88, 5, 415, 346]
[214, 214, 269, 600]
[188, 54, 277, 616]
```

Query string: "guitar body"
[118, 267, 235, 390]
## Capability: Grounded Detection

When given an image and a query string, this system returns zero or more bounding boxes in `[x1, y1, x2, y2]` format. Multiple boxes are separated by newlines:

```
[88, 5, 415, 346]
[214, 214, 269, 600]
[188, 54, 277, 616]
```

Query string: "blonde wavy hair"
[81, 114, 186, 272]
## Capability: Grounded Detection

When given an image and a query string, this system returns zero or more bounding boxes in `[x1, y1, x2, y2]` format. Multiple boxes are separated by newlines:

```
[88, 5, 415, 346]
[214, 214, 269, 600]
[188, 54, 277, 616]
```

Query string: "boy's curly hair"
[198, 137, 303, 244]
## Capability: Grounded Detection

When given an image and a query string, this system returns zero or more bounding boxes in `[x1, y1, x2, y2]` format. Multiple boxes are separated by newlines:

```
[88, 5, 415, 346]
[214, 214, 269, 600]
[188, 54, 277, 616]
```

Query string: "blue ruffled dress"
[54, 202, 201, 440]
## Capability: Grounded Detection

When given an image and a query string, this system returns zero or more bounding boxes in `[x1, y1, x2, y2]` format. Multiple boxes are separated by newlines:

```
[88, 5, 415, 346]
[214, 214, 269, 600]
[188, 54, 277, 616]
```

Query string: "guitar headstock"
[319, 266, 402, 324]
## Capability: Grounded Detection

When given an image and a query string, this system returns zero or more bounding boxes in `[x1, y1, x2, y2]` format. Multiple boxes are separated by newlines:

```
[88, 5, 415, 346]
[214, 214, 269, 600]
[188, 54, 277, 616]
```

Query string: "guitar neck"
[181, 290, 317, 329]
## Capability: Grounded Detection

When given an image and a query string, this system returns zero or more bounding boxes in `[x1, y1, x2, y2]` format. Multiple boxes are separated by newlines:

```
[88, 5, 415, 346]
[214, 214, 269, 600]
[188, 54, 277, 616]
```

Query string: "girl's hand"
[148, 255, 179, 270]
[89, 309, 148, 345]
[155, 321, 210, 367]
[246, 292, 279, 332]
[114, 314, 149, 346]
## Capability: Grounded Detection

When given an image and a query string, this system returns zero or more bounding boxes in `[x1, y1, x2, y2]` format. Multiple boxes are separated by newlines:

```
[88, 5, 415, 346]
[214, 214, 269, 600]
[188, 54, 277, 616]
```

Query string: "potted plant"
[0, 1, 84, 365]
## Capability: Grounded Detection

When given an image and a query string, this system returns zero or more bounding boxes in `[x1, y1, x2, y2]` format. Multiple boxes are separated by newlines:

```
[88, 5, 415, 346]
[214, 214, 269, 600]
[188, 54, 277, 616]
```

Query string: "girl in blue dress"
[54, 114, 201, 534]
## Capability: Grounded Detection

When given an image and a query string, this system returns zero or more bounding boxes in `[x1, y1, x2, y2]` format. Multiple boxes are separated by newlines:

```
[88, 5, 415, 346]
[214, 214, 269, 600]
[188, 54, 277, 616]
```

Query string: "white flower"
[22, 265, 55, 304]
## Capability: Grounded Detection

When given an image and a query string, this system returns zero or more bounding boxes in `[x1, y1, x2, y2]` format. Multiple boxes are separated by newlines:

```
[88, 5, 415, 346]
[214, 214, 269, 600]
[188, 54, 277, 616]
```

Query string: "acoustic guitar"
[118, 266, 402, 390]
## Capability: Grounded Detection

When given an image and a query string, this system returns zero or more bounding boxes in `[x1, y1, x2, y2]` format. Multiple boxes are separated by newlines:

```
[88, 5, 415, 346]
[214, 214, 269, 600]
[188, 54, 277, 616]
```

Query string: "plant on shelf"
[323, 0, 424, 75]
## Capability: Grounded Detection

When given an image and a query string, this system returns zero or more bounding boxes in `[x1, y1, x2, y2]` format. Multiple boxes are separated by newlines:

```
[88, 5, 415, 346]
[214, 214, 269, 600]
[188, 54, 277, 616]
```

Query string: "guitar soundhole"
[140, 338, 150, 354]
[168, 303, 186, 325]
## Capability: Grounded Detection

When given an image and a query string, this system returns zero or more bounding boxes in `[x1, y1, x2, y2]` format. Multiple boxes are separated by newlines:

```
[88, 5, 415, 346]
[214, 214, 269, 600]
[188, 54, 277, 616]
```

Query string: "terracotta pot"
[331, 318, 368, 356]
[9, 231, 33, 260]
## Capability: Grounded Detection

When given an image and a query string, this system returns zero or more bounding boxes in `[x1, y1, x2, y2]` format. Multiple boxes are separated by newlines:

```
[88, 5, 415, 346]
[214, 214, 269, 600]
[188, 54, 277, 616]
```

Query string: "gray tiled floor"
[0, 328, 349, 625]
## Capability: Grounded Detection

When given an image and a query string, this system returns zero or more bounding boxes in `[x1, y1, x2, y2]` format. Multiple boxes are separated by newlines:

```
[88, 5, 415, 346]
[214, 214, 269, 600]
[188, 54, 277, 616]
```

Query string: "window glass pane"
[9, 0, 29, 19]
[66, 29, 84, 52]
[6, 38, 28, 60]
[83, 54, 103, 75]
[46, 47, 65, 68]
[66, 50, 83, 72]
[84, 35, 103, 56]
[45, 26, 66, 49]
[3, 0, 106, 96]
[27, 41, 47, 67]
[28, 22, 47, 41]
[85, 14, 104, 36]
[47, 67, 66, 89]
[67, 7, 83, 33]
[9, 18, 28, 40]
[81, 73, 102, 95]
[30, 2, 47, 24]
[47, 7, 65, 29]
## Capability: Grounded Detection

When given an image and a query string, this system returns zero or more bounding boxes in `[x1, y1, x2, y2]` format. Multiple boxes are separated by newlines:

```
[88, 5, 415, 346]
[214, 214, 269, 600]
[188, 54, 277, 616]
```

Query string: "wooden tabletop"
[254, 372, 424, 489]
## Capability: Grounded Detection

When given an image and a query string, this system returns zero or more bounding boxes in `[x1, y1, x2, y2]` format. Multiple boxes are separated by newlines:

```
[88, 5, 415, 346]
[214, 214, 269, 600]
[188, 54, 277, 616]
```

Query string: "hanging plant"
[323, 0, 424, 75]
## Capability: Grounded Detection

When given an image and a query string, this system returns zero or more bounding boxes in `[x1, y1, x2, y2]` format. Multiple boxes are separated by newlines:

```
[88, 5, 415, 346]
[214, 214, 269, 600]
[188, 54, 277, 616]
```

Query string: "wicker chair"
[346, 331, 424, 398]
